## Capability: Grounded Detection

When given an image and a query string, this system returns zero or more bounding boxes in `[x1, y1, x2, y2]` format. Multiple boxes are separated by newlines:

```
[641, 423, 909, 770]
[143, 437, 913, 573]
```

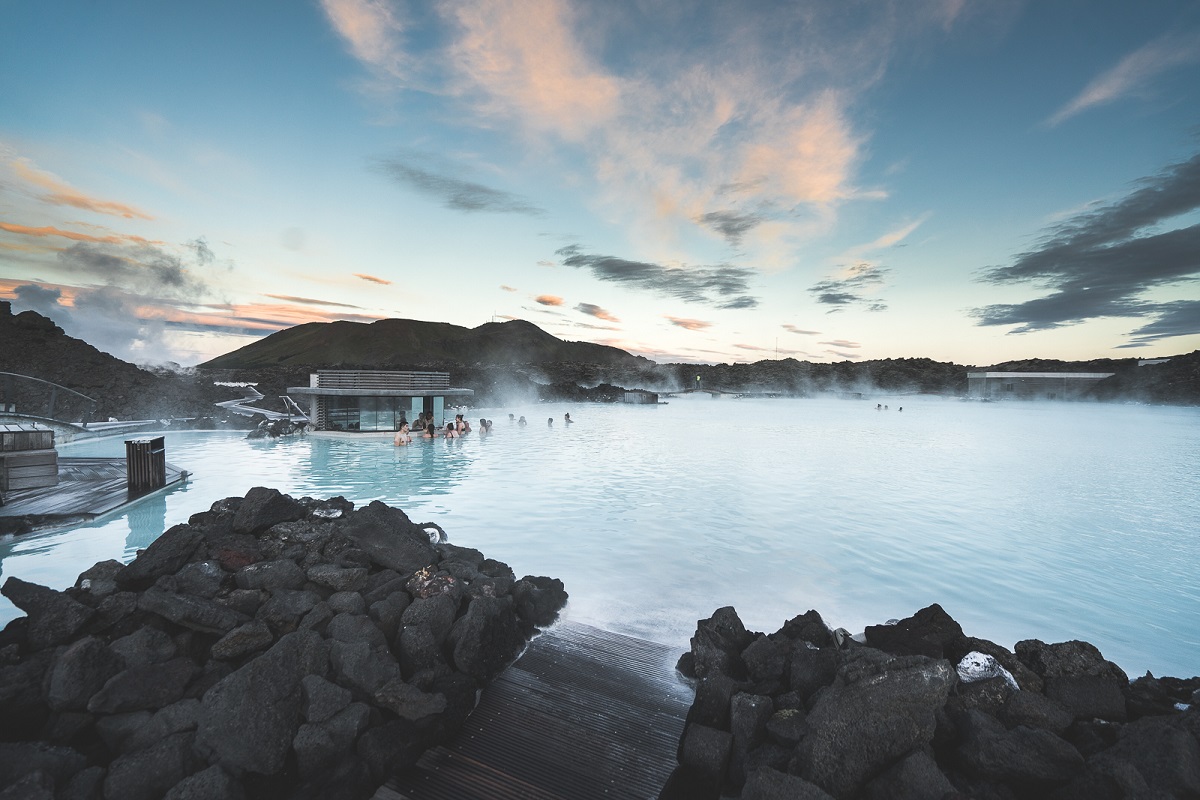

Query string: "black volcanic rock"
[0, 490, 568, 799]
[668, 603, 1200, 800]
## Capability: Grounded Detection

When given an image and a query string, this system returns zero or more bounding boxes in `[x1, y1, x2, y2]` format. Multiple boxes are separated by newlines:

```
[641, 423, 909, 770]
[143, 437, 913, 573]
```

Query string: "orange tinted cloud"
[450, 0, 620, 141]
[0, 222, 158, 246]
[535, 294, 564, 306]
[500, 284, 517, 292]
[664, 315, 712, 331]
[320, 0, 409, 80]
[11, 159, 154, 220]
[263, 294, 363, 308]
[354, 272, 393, 285]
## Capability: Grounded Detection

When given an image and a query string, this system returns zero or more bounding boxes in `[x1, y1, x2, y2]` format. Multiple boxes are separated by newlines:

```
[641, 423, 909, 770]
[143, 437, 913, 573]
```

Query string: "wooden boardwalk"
[378, 622, 692, 800]
[0, 457, 186, 529]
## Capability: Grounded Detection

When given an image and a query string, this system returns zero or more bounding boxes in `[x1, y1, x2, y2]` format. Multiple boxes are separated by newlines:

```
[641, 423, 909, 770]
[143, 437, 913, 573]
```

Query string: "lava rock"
[87, 657, 197, 714]
[114, 526, 205, 588]
[45, 636, 124, 711]
[864, 603, 965, 659]
[689, 606, 754, 680]
[195, 629, 328, 775]
[337, 501, 436, 574]
[231, 487, 303, 535]
[0, 578, 94, 651]
[792, 653, 956, 797]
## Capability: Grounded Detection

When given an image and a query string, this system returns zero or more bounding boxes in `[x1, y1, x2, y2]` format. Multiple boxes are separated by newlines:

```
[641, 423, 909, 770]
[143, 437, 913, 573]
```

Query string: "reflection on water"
[1, 398, 1198, 679]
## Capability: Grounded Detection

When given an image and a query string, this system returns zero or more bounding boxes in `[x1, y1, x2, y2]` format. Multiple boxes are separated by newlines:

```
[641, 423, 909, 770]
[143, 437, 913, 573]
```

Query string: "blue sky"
[2, 0, 1198, 366]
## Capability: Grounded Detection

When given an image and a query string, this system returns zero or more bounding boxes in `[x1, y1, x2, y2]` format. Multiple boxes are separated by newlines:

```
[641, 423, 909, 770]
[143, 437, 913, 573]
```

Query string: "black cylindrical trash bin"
[126, 436, 166, 494]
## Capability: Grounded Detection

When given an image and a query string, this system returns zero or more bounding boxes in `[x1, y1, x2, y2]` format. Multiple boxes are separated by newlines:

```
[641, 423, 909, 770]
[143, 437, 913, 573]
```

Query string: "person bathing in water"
[423, 423, 439, 439]
[393, 422, 412, 446]
[445, 423, 459, 439]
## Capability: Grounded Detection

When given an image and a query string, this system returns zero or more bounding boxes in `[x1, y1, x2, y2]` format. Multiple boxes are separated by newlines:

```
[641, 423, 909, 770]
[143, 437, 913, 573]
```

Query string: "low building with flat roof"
[287, 370, 474, 432]
[966, 371, 1114, 401]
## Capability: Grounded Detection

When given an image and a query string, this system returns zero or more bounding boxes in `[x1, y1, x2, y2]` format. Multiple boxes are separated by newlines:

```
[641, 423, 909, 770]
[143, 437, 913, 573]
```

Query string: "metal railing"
[0, 372, 98, 423]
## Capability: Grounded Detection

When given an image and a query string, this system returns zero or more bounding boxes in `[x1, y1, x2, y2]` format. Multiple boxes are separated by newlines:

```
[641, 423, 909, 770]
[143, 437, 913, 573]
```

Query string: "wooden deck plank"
[382, 622, 690, 800]
[0, 457, 185, 524]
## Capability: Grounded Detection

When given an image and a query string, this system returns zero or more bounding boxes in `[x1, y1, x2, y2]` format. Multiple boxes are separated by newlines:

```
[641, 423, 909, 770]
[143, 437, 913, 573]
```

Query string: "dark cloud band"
[808, 262, 889, 312]
[972, 150, 1200, 345]
[556, 245, 758, 309]
[374, 157, 543, 216]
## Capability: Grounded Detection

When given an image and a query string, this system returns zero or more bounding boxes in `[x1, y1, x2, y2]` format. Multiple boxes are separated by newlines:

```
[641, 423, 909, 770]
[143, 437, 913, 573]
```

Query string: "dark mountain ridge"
[0, 300, 238, 422]
[4, 301, 1197, 415]
[198, 317, 652, 370]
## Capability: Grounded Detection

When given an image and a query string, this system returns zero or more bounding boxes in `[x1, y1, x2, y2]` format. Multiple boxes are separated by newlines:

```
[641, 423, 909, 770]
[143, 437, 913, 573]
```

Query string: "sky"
[2, 0, 1199, 367]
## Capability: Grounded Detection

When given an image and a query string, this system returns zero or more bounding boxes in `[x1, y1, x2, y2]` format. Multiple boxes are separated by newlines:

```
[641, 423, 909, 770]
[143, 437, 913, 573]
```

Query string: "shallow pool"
[2, 395, 1197, 678]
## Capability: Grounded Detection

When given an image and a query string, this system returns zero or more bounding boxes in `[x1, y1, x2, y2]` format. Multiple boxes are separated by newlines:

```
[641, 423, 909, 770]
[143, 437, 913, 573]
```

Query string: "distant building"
[623, 391, 659, 404]
[1138, 358, 1171, 366]
[966, 372, 1114, 401]
[287, 371, 473, 432]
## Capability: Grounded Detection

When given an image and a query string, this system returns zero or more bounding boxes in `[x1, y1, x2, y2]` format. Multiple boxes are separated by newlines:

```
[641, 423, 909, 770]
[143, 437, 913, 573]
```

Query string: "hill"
[198, 317, 652, 370]
[0, 301, 238, 422]
[1085, 351, 1200, 404]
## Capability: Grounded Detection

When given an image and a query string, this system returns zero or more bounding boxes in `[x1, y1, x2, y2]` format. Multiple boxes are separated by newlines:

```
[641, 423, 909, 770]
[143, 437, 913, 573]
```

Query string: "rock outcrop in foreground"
[664, 604, 1200, 800]
[0, 488, 568, 800]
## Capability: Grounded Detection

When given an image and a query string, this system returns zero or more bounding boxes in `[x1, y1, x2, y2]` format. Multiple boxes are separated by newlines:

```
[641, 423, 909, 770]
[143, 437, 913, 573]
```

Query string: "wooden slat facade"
[316, 371, 452, 391]
[379, 622, 691, 800]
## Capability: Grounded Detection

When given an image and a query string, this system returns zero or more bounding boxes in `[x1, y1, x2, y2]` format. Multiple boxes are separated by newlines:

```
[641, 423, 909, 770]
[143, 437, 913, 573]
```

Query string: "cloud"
[0, 226, 238, 364]
[557, 244, 758, 309]
[374, 156, 543, 215]
[319, 0, 409, 81]
[972, 150, 1200, 344]
[827, 350, 861, 359]
[57, 242, 210, 298]
[782, 324, 820, 335]
[575, 302, 619, 322]
[500, 284, 518, 292]
[1048, 29, 1200, 126]
[10, 157, 154, 220]
[1116, 300, 1200, 347]
[536, 260, 555, 268]
[734, 343, 767, 351]
[809, 262, 889, 311]
[571, 320, 620, 331]
[8, 282, 182, 365]
[323, 2, 983, 261]
[263, 294, 364, 308]
[13, 283, 64, 313]
[696, 210, 767, 247]
[447, 0, 621, 141]
[0, 222, 158, 246]
[535, 294, 564, 306]
[664, 315, 712, 331]
[355, 272, 392, 285]
[819, 339, 860, 348]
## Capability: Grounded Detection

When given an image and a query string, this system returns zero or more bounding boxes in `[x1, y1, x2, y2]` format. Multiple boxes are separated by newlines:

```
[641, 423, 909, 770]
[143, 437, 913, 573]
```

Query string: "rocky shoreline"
[0, 489, 567, 800]
[662, 604, 1200, 799]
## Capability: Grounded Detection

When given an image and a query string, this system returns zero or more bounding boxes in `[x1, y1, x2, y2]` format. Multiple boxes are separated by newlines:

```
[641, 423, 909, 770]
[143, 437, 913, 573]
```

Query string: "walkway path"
[377, 621, 691, 800]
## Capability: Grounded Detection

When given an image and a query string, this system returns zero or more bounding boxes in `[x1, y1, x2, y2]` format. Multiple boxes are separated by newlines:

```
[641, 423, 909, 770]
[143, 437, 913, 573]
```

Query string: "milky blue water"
[2, 395, 1197, 678]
